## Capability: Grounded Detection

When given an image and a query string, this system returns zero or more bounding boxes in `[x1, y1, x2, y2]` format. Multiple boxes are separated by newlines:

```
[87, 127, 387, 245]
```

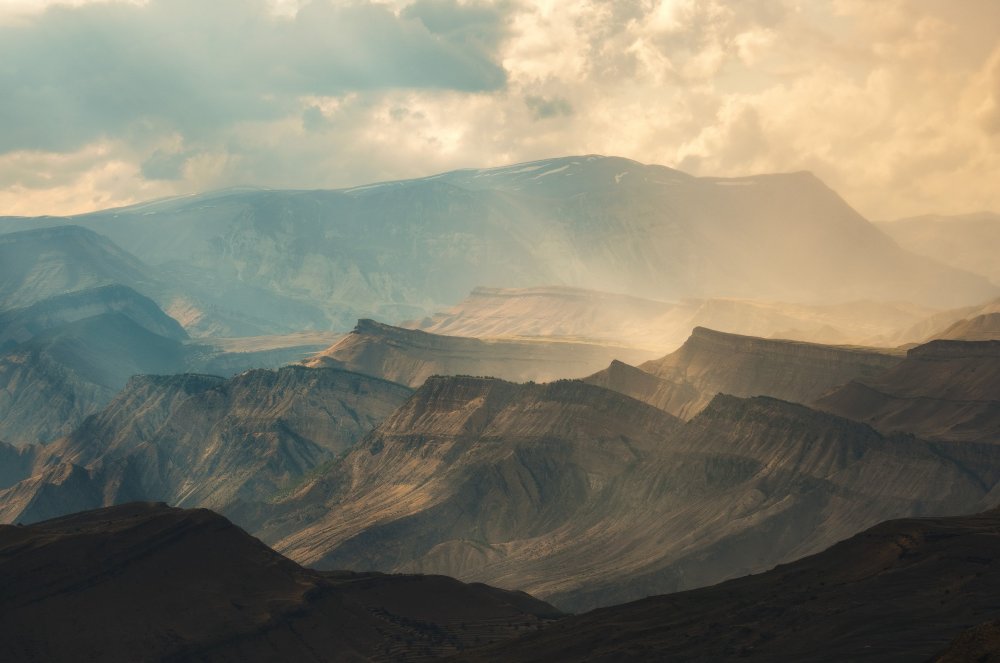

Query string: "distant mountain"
[0, 225, 159, 310]
[816, 339, 1000, 443]
[409, 286, 934, 352]
[0, 283, 186, 351]
[2, 157, 994, 335]
[0, 366, 412, 524]
[0, 306, 188, 444]
[585, 327, 903, 419]
[256, 375, 1000, 612]
[878, 212, 1000, 285]
[304, 318, 655, 387]
[933, 312, 1000, 341]
[463, 508, 1000, 662]
[0, 502, 560, 662]
[896, 296, 1000, 344]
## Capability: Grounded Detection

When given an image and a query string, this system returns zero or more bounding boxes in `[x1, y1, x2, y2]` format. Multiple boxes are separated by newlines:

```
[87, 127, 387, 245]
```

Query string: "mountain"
[462, 508, 1000, 662]
[933, 312, 1000, 341]
[0, 225, 160, 310]
[0, 502, 560, 662]
[0, 309, 188, 444]
[1, 157, 994, 335]
[815, 339, 1000, 443]
[0, 283, 187, 351]
[0, 366, 412, 524]
[303, 319, 655, 387]
[585, 327, 903, 419]
[255, 375, 1000, 612]
[878, 212, 1000, 285]
[894, 296, 1000, 344]
[409, 286, 934, 353]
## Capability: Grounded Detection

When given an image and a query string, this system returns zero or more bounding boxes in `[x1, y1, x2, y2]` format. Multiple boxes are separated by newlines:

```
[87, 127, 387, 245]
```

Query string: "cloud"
[0, 0, 509, 153]
[2, 0, 1000, 221]
[524, 94, 573, 119]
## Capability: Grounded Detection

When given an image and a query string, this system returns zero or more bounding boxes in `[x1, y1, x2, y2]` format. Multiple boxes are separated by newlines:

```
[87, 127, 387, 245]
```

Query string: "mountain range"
[2, 156, 995, 338]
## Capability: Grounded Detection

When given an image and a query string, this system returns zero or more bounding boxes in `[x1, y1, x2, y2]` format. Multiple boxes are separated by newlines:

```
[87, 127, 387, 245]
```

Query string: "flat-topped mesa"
[304, 319, 655, 387]
[592, 326, 904, 420]
[677, 326, 904, 363]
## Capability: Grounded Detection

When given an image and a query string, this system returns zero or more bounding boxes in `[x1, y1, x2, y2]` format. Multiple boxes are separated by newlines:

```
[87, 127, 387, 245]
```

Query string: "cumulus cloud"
[1, 0, 999, 220]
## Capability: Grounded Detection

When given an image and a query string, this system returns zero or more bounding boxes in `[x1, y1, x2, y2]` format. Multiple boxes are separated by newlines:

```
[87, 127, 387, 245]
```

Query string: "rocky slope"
[256, 375, 1000, 612]
[304, 319, 655, 387]
[816, 339, 1000, 443]
[1, 157, 993, 334]
[586, 327, 903, 419]
[0, 310, 189, 444]
[463, 508, 1000, 662]
[410, 286, 934, 353]
[0, 502, 560, 663]
[878, 212, 1000, 285]
[0, 366, 412, 524]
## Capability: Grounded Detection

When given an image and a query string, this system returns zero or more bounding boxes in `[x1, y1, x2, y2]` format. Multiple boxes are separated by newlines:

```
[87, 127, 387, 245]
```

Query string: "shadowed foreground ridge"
[0, 502, 561, 662]
[461, 507, 1000, 662]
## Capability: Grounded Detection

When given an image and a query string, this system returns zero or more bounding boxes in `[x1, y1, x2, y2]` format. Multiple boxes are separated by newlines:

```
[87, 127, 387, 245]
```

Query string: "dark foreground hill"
[461, 508, 1000, 662]
[0, 502, 561, 663]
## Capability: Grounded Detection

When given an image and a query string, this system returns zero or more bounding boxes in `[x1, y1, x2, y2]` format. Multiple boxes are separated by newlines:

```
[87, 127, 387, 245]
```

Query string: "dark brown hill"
[816, 339, 1000, 443]
[0, 502, 560, 663]
[462, 508, 1000, 662]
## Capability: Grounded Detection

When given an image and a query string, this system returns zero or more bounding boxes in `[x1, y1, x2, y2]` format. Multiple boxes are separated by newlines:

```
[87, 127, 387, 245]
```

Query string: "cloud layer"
[1, 0, 998, 220]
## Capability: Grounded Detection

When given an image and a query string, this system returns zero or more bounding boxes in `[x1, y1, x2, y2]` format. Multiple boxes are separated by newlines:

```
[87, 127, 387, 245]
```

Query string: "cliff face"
[305, 319, 656, 387]
[587, 327, 902, 419]
[258, 374, 1000, 612]
[0, 367, 412, 524]
[464, 508, 1000, 662]
[0, 503, 560, 663]
[816, 339, 1000, 443]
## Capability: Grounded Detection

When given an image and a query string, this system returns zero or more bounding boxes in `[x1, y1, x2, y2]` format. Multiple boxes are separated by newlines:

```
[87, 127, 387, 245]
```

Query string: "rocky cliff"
[305, 319, 655, 387]
[816, 339, 1000, 443]
[0, 366, 412, 524]
[587, 326, 902, 419]
[256, 374, 1000, 612]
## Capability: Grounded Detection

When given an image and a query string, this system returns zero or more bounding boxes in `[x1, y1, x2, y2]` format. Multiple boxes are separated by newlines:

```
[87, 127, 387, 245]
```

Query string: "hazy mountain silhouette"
[878, 212, 1000, 285]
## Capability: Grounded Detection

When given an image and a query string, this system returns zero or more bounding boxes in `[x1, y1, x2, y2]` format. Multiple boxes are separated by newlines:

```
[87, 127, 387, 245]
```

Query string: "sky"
[1, 0, 998, 220]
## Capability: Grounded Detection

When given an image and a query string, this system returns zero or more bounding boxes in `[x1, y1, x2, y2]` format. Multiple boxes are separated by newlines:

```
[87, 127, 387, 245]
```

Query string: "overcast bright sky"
[1, 0, 998, 219]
